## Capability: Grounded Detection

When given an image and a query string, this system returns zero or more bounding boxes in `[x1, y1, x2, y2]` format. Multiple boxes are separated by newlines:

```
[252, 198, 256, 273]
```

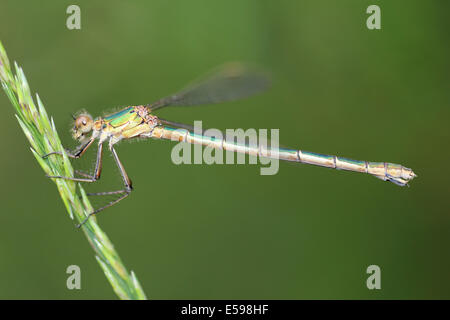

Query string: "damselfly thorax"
[93, 106, 159, 145]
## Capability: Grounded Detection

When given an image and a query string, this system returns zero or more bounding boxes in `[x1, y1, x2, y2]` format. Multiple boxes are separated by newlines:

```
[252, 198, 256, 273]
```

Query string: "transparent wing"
[148, 62, 270, 111]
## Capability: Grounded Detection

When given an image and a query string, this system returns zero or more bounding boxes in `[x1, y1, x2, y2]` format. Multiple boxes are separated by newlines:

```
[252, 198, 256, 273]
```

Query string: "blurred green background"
[0, 0, 449, 299]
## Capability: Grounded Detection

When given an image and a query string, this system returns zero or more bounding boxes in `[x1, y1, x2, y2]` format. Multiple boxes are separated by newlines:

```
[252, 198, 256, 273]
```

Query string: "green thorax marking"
[103, 106, 141, 128]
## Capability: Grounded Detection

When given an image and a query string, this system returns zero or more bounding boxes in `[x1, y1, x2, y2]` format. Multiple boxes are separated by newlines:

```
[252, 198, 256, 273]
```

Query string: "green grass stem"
[0, 40, 147, 300]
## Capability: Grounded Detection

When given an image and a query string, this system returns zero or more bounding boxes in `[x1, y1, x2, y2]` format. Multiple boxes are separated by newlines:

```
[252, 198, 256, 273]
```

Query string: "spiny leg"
[76, 144, 133, 228]
[75, 170, 95, 179]
[43, 138, 95, 159]
[75, 172, 126, 199]
[45, 143, 124, 195]
[77, 189, 127, 200]
[47, 142, 103, 183]
[85, 190, 128, 196]
[44, 138, 133, 228]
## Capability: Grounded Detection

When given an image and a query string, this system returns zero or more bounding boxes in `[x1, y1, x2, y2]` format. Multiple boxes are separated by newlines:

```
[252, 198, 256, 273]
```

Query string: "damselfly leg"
[76, 144, 133, 228]
[43, 140, 133, 228]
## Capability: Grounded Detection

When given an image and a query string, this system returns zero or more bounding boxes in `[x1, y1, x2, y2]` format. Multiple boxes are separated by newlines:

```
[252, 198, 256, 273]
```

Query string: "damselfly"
[44, 63, 417, 227]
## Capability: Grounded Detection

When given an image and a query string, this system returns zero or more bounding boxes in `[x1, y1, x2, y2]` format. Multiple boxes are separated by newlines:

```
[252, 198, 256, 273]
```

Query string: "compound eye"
[74, 114, 93, 132]
[75, 116, 86, 127]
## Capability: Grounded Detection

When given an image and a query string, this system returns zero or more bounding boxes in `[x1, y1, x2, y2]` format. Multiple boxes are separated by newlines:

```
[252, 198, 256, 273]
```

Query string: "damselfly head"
[72, 113, 93, 142]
